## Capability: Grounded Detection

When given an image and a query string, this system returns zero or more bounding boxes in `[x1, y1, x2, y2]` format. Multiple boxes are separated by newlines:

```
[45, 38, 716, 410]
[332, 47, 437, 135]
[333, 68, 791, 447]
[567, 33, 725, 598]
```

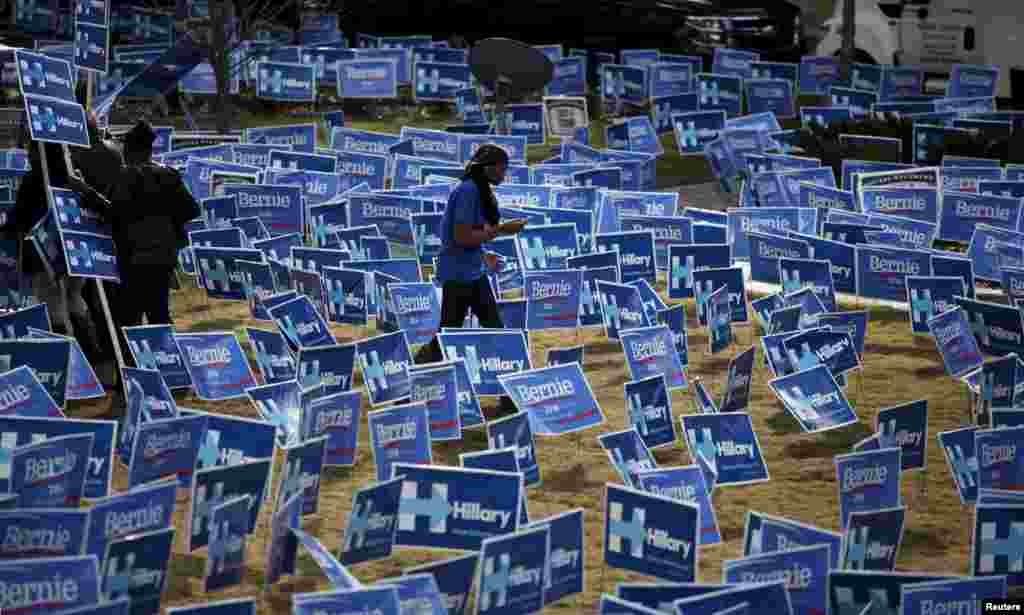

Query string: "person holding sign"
[414, 145, 525, 368]
[82, 120, 200, 363]
[1, 133, 109, 357]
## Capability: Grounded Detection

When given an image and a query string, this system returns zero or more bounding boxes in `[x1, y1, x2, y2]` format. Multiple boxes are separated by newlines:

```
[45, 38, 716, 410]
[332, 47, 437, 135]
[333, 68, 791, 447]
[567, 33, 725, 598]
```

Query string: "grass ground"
[70, 276, 976, 614]
[68, 106, 977, 612]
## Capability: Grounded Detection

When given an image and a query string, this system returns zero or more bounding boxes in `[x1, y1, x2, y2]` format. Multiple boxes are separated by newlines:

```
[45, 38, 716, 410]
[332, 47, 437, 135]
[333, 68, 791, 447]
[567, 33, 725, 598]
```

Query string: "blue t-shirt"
[435, 179, 489, 283]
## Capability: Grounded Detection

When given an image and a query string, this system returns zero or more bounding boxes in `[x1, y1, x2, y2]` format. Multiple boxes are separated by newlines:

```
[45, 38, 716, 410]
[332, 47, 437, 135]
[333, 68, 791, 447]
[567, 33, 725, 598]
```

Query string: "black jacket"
[71, 136, 123, 199]
[100, 161, 201, 267]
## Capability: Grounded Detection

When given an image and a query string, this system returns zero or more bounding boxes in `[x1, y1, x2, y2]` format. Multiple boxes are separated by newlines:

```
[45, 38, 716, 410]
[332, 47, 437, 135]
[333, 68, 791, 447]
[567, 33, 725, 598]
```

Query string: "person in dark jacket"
[72, 114, 125, 377]
[98, 120, 199, 336]
[1, 132, 110, 344]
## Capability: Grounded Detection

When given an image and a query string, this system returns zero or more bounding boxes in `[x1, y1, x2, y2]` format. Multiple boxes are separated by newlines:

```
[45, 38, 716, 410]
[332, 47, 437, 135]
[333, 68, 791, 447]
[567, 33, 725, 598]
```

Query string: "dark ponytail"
[462, 144, 509, 226]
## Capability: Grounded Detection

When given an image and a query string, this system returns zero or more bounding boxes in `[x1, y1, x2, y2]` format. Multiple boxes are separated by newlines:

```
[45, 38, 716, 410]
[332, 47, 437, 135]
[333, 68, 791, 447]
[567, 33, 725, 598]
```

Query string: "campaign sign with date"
[603, 483, 699, 583]
[834, 448, 902, 530]
[391, 463, 523, 551]
[681, 413, 770, 486]
[498, 363, 605, 437]
[523, 269, 582, 331]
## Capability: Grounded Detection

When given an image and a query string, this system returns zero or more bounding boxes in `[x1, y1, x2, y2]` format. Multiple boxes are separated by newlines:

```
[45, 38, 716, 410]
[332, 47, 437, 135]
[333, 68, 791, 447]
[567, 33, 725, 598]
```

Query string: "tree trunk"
[210, 0, 234, 133]
[840, 0, 856, 81]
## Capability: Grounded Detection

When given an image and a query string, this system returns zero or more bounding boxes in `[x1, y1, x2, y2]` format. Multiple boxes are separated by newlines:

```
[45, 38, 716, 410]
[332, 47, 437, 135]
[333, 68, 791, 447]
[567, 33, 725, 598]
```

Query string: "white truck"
[814, 0, 1023, 97]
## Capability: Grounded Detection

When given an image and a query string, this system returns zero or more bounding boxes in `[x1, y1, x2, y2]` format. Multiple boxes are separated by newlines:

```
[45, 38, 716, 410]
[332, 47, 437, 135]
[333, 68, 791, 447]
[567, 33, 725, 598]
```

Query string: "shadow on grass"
[432, 440, 479, 467]
[766, 409, 803, 436]
[585, 340, 623, 357]
[783, 422, 873, 460]
[170, 553, 206, 580]
[544, 462, 606, 492]
[864, 342, 936, 359]
[183, 318, 242, 333]
[901, 526, 948, 558]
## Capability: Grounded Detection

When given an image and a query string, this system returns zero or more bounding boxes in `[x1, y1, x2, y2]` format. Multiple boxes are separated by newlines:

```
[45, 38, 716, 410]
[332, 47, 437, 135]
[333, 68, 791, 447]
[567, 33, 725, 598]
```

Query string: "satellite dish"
[469, 38, 554, 135]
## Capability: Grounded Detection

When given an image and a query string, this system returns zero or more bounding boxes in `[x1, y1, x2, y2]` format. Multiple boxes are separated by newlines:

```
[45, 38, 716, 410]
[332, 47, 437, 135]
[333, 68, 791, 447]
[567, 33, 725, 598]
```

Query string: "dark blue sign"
[681, 413, 769, 486]
[604, 483, 698, 582]
[174, 332, 257, 400]
[834, 448, 902, 529]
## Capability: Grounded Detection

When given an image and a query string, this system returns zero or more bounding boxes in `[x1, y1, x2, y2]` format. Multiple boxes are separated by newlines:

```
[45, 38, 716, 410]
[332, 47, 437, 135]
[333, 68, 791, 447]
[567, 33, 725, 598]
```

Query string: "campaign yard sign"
[723, 543, 830, 615]
[928, 307, 984, 378]
[438, 330, 531, 397]
[475, 526, 550, 615]
[603, 483, 699, 583]
[174, 332, 256, 401]
[620, 325, 687, 391]
[906, 276, 966, 335]
[598, 428, 658, 489]
[0, 338, 72, 409]
[498, 363, 605, 437]
[624, 375, 676, 450]
[595, 280, 650, 340]
[128, 413, 206, 489]
[636, 465, 721, 546]
[834, 448, 902, 530]
[189, 458, 273, 551]
[408, 364, 461, 442]
[488, 412, 541, 488]
[12, 432, 92, 507]
[0, 364, 63, 418]
[368, 402, 432, 482]
[877, 399, 928, 471]
[524, 269, 582, 330]
[681, 413, 770, 486]
[391, 463, 523, 551]
[268, 295, 335, 350]
[955, 296, 1024, 357]
[707, 284, 733, 355]
[841, 506, 905, 571]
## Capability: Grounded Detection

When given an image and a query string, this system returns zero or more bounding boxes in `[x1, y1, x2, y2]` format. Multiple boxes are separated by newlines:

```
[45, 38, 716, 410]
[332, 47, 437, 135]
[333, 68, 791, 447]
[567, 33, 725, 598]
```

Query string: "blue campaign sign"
[708, 285, 733, 354]
[636, 465, 720, 546]
[620, 326, 687, 392]
[190, 459, 273, 551]
[815, 311, 869, 359]
[184, 408, 276, 476]
[400, 126, 462, 164]
[724, 544, 830, 615]
[232, 144, 288, 170]
[0, 508, 85, 558]
[744, 511, 842, 568]
[616, 584, 728, 613]
[408, 364, 461, 441]
[279, 435, 328, 516]
[12, 432, 92, 507]
[268, 295, 335, 350]
[728, 206, 804, 260]
[256, 61, 315, 102]
[86, 477, 176, 560]
[524, 269, 582, 330]
[713, 48, 759, 79]
[265, 490, 301, 587]
[865, 213, 937, 250]
[782, 324, 860, 377]
[15, 50, 76, 101]
[0, 339, 71, 409]
[339, 475, 402, 565]
[599, 428, 657, 488]
[746, 79, 794, 118]
[830, 86, 879, 117]
[269, 150, 336, 174]
[880, 67, 924, 100]
[498, 363, 605, 437]
[322, 267, 368, 326]
[841, 506, 906, 571]
[692, 266, 748, 326]
[604, 483, 699, 583]
[955, 296, 1024, 356]
[390, 282, 441, 345]
[60, 230, 119, 282]
[834, 448, 902, 530]
[981, 181, 1024, 198]
[594, 230, 655, 284]
[859, 187, 939, 225]
[769, 364, 859, 433]
[939, 191, 1022, 243]
[974, 504, 1024, 587]
[246, 380, 302, 447]
[302, 388, 361, 465]
[618, 214, 691, 272]
[673, 582, 791, 615]
[976, 426, 1024, 493]
[829, 572, 953, 615]
[461, 136, 528, 167]
[949, 64, 1000, 98]
[175, 332, 257, 401]
[368, 402, 432, 482]
[475, 527, 549, 615]
[117, 367, 176, 464]
[293, 588, 401, 615]
[672, 110, 726, 155]
[290, 268, 325, 311]
[749, 233, 811, 285]
[967, 224, 1024, 282]
[488, 411, 541, 488]
[751, 60, 799, 82]
[128, 414, 206, 489]
[799, 55, 842, 95]
[204, 494, 250, 592]
[199, 195, 239, 230]
[928, 307, 984, 379]
[0, 556, 101, 612]
[656, 305, 690, 368]
[337, 58, 398, 99]
[0, 363, 62, 418]
[521, 509, 584, 606]
[902, 577, 1008, 615]
[392, 463, 523, 551]
[192, 245, 265, 301]
[356, 331, 412, 406]
[439, 330, 531, 397]
[245, 124, 316, 155]
[601, 64, 648, 106]
[720, 346, 755, 413]
[856, 245, 931, 303]
[414, 61, 471, 103]
[332, 126, 401, 156]
[1005, 267, 1024, 306]
[594, 280, 650, 340]
[800, 105, 853, 129]
[681, 412, 769, 486]
[123, 325, 191, 390]
[74, 22, 110, 73]
[348, 194, 421, 245]
[651, 93, 699, 135]
[290, 247, 350, 276]
[695, 73, 742, 117]
[943, 166, 1005, 193]
[246, 328, 296, 385]
[906, 276, 966, 335]
[667, 242, 730, 300]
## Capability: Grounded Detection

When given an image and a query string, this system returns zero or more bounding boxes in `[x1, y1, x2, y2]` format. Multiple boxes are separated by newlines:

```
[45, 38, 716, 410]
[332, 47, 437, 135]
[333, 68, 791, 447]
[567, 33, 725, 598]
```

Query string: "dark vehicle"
[679, 0, 807, 62]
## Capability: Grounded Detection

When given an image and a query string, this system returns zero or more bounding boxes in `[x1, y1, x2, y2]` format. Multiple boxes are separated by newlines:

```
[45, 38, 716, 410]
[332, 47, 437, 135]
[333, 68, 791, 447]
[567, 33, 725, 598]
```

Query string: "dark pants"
[114, 264, 174, 363]
[415, 277, 503, 365]
[414, 277, 518, 414]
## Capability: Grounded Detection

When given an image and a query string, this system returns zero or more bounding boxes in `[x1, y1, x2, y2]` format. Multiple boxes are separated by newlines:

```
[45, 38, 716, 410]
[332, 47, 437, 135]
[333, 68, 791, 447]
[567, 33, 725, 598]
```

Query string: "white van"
[815, 0, 1023, 97]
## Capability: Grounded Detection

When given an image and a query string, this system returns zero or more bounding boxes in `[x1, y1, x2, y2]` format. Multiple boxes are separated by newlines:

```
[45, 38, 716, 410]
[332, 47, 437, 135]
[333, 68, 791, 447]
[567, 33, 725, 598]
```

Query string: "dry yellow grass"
[66, 276, 978, 614]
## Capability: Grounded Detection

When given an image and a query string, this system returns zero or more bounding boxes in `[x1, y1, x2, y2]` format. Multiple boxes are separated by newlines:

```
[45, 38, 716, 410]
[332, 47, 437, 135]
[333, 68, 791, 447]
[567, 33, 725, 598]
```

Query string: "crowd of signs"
[6, 11, 1024, 615]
